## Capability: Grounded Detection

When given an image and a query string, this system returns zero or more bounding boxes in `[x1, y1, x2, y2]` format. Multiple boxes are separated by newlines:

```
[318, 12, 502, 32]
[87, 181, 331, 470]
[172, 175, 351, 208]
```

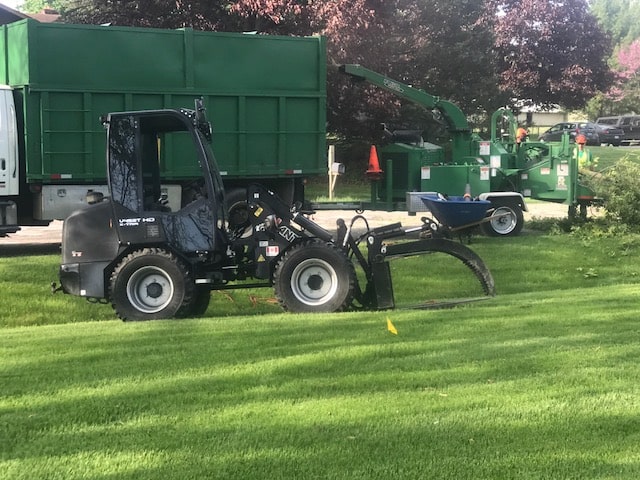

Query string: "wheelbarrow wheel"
[481, 200, 524, 237]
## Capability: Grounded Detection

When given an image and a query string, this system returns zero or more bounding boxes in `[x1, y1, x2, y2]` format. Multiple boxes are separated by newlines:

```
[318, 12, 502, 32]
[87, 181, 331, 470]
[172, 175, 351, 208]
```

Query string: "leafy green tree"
[590, 0, 640, 46]
[583, 92, 612, 119]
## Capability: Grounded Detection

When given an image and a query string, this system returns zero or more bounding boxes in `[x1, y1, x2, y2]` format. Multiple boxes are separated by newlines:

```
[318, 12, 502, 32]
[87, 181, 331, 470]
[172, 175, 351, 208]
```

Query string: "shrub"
[588, 157, 640, 229]
[525, 216, 572, 234]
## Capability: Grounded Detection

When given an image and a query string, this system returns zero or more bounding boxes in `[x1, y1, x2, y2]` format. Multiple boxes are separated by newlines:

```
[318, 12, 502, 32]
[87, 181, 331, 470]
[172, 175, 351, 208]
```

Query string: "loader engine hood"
[59, 200, 119, 298]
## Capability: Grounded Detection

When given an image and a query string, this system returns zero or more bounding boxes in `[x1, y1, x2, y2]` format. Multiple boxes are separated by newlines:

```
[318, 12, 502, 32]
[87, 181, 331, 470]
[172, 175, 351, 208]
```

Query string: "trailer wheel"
[481, 200, 524, 236]
[274, 241, 356, 313]
[109, 248, 193, 321]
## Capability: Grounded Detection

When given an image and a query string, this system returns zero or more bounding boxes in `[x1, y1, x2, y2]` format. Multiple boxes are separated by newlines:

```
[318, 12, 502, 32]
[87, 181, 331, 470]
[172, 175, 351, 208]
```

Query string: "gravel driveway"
[1, 201, 569, 247]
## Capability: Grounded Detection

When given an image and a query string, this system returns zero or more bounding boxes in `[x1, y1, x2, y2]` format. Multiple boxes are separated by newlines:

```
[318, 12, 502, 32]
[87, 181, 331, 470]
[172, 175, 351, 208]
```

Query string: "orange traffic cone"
[365, 145, 383, 180]
[463, 183, 472, 201]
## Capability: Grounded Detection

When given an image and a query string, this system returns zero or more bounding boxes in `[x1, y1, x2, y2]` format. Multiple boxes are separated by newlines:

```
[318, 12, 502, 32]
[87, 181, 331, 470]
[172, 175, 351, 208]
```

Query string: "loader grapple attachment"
[349, 221, 495, 311]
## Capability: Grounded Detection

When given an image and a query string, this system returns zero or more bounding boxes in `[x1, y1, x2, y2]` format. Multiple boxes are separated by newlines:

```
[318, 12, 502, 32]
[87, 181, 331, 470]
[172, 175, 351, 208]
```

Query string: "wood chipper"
[336, 64, 599, 235]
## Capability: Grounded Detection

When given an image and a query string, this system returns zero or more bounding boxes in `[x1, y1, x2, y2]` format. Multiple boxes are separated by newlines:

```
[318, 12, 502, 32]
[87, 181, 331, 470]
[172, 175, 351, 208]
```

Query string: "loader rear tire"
[274, 241, 356, 313]
[109, 248, 193, 321]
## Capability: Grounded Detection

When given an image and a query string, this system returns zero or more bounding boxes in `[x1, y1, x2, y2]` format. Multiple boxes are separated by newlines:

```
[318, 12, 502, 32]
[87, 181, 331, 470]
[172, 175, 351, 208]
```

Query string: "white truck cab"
[0, 86, 19, 235]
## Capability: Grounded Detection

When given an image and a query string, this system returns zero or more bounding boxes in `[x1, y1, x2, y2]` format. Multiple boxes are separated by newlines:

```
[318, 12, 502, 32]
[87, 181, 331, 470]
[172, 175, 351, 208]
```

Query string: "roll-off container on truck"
[0, 19, 326, 237]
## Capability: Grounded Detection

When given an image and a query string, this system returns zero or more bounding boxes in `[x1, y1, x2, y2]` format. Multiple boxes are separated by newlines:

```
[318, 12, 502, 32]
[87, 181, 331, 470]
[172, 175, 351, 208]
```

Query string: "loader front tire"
[109, 248, 193, 321]
[274, 241, 356, 313]
[177, 286, 211, 318]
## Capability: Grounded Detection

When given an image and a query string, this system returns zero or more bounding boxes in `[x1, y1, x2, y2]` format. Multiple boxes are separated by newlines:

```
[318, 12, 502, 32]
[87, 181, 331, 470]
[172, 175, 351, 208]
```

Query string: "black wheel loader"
[54, 100, 495, 321]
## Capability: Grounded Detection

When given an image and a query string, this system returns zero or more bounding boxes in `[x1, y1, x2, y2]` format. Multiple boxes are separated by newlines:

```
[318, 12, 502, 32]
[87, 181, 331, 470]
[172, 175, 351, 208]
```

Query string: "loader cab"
[106, 105, 226, 254]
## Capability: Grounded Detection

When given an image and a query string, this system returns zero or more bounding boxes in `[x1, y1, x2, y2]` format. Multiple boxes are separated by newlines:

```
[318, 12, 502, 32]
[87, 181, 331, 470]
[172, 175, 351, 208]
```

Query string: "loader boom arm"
[339, 63, 470, 133]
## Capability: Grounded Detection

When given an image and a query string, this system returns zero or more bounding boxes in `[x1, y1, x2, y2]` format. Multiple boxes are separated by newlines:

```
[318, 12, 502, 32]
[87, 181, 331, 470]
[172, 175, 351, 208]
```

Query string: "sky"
[1, 1, 21, 11]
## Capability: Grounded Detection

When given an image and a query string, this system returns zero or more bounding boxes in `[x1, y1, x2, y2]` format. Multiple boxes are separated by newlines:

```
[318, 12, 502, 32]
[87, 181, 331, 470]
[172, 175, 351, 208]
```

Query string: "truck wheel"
[274, 241, 356, 313]
[481, 201, 524, 236]
[109, 248, 193, 321]
[226, 188, 250, 235]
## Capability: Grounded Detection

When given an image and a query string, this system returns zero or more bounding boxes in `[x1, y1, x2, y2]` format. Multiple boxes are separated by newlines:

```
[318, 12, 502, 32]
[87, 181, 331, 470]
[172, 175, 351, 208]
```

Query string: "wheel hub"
[490, 207, 516, 234]
[307, 274, 324, 291]
[126, 266, 175, 314]
[291, 260, 338, 306]
[146, 282, 163, 299]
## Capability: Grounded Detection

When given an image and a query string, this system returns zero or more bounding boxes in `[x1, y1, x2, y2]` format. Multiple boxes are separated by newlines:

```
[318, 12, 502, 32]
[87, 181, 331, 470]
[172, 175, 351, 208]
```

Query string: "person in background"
[516, 124, 528, 149]
[571, 134, 599, 220]
[573, 134, 598, 172]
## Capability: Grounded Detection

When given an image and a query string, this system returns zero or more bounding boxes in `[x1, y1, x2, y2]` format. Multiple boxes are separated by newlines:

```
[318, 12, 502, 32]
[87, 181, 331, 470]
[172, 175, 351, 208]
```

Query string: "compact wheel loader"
[54, 100, 495, 321]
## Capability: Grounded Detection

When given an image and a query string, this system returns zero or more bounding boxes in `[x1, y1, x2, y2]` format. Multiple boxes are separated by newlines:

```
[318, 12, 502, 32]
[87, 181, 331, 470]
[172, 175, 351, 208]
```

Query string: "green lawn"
[591, 145, 640, 169]
[2, 232, 640, 479]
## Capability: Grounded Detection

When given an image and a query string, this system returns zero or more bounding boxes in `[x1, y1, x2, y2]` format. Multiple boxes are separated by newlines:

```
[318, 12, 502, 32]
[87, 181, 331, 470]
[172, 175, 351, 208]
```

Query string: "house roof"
[0, 3, 28, 24]
[28, 7, 60, 22]
[0, 3, 60, 24]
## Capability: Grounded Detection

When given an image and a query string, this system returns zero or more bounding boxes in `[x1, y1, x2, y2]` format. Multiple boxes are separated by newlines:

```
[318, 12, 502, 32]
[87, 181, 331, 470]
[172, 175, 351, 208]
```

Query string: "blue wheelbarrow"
[420, 194, 497, 239]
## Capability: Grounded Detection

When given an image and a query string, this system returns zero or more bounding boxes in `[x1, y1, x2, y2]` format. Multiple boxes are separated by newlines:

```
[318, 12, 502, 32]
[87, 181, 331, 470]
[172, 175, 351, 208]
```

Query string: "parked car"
[594, 123, 624, 146]
[596, 116, 622, 126]
[595, 115, 640, 144]
[538, 121, 600, 145]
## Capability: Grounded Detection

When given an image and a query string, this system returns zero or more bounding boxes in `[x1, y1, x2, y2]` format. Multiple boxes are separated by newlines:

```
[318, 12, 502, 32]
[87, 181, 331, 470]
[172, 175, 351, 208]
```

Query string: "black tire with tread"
[274, 241, 356, 313]
[109, 248, 194, 321]
[177, 286, 211, 318]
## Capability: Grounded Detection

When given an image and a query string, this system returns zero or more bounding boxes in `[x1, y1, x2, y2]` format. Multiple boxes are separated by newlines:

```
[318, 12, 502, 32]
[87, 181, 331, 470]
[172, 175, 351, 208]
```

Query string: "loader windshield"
[107, 109, 224, 213]
[107, 108, 224, 252]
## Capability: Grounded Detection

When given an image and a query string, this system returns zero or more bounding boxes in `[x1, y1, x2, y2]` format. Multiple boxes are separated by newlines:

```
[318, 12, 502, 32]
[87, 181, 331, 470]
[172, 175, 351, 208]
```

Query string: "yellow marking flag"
[386, 317, 398, 335]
